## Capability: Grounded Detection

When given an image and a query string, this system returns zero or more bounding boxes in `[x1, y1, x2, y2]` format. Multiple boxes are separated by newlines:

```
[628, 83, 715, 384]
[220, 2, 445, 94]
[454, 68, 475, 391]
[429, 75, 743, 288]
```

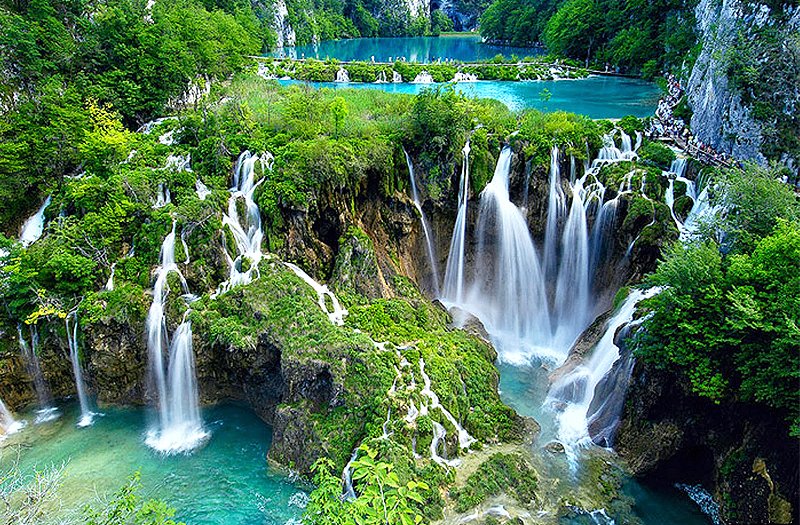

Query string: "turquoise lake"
[272, 35, 660, 117]
[275, 34, 543, 63]
[280, 75, 660, 118]
[0, 404, 306, 525]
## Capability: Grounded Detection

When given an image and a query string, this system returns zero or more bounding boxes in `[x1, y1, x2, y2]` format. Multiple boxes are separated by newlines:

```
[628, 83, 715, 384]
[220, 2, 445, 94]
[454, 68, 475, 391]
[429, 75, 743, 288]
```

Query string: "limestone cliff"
[685, 0, 800, 170]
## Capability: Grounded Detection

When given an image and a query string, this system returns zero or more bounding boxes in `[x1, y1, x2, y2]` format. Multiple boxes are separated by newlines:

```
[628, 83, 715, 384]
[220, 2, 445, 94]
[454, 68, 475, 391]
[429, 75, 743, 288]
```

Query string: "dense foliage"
[258, 57, 587, 83]
[633, 164, 800, 435]
[0, 0, 265, 229]
[284, 0, 457, 44]
[304, 447, 429, 525]
[479, 0, 699, 74]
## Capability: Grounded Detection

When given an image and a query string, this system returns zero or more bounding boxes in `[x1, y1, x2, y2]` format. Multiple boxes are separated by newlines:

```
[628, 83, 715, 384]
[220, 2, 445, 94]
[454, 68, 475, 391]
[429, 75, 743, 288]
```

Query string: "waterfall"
[284, 262, 347, 326]
[342, 448, 359, 501]
[546, 288, 660, 458]
[154, 183, 171, 208]
[453, 147, 552, 364]
[195, 179, 211, 200]
[670, 157, 687, 178]
[430, 421, 461, 468]
[66, 312, 94, 427]
[452, 72, 478, 82]
[375, 71, 387, 83]
[19, 196, 52, 247]
[412, 71, 434, 84]
[620, 131, 633, 154]
[145, 222, 206, 454]
[418, 358, 475, 450]
[18, 325, 59, 423]
[334, 67, 350, 82]
[442, 141, 471, 303]
[404, 150, 440, 296]
[543, 146, 566, 281]
[553, 173, 591, 348]
[440, 142, 629, 366]
[392, 71, 402, 83]
[215, 151, 272, 296]
[105, 263, 116, 291]
[0, 399, 24, 437]
[146, 315, 206, 453]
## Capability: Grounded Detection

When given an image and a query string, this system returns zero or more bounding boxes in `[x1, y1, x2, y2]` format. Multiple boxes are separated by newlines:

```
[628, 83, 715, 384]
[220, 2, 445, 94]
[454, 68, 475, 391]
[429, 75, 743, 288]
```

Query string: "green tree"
[330, 96, 348, 138]
[83, 471, 185, 525]
[303, 445, 429, 525]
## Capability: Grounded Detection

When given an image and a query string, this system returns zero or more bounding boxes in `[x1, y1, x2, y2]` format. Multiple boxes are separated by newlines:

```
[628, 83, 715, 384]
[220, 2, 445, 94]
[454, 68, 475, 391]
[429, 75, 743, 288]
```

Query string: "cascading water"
[447, 147, 552, 364]
[553, 174, 591, 347]
[18, 325, 59, 423]
[105, 263, 116, 291]
[216, 151, 272, 296]
[284, 262, 347, 326]
[546, 288, 659, 461]
[441, 141, 471, 303]
[404, 149, 440, 296]
[145, 222, 207, 453]
[154, 183, 171, 208]
[542, 146, 566, 282]
[392, 71, 402, 83]
[334, 67, 350, 82]
[195, 179, 211, 200]
[412, 71, 434, 84]
[66, 312, 95, 427]
[19, 196, 52, 247]
[0, 399, 24, 437]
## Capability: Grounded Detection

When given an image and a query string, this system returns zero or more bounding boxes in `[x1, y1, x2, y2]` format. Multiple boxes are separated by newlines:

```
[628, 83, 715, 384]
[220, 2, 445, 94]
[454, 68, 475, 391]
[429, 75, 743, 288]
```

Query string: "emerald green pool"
[0, 404, 306, 525]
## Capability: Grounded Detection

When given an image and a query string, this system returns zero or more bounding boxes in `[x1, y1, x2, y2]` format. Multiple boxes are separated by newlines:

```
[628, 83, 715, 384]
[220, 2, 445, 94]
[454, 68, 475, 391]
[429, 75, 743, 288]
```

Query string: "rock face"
[685, 0, 800, 166]
[616, 359, 799, 524]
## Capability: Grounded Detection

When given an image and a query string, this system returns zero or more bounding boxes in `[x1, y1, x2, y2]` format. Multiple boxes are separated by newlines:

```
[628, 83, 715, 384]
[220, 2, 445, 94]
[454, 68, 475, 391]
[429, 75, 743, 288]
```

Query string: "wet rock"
[85, 319, 147, 405]
[544, 441, 565, 454]
[616, 359, 799, 523]
[268, 404, 325, 475]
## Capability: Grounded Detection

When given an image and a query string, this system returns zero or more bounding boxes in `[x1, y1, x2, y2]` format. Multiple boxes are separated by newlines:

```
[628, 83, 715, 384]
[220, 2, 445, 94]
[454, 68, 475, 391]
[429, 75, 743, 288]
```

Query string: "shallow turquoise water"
[279, 76, 659, 118]
[275, 35, 542, 63]
[496, 361, 712, 525]
[1, 404, 306, 525]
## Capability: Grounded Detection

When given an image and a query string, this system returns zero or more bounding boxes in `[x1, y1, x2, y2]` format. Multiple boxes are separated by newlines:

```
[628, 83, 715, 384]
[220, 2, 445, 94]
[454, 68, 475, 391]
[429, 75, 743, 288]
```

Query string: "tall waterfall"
[444, 147, 552, 364]
[216, 151, 272, 296]
[404, 150, 440, 296]
[443, 143, 623, 364]
[19, 196, 52, 247]
[66, 312, 94, 427]
[546, 288, 660, 458]
[0, 399, 23, 436]
[442, 141, 471, 303]
[18, 325, 59, 423]
[145, 222, 206, 453]
[542, 147, 566, 282]
[553, 172, 591, 347]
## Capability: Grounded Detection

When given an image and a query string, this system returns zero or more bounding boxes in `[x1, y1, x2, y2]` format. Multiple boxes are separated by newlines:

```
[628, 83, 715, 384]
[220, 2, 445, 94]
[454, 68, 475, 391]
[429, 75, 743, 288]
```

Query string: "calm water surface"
[280, 76, 659, 118]
[276, 34, 543, 63]
[1, 404, 306, 525]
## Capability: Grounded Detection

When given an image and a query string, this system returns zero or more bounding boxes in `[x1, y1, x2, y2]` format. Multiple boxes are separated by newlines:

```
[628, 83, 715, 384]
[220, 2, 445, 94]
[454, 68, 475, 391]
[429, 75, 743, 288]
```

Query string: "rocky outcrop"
[685, 0, 800, 167]
[616, 359, 800, 524]
[85, 319, 147, 405]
